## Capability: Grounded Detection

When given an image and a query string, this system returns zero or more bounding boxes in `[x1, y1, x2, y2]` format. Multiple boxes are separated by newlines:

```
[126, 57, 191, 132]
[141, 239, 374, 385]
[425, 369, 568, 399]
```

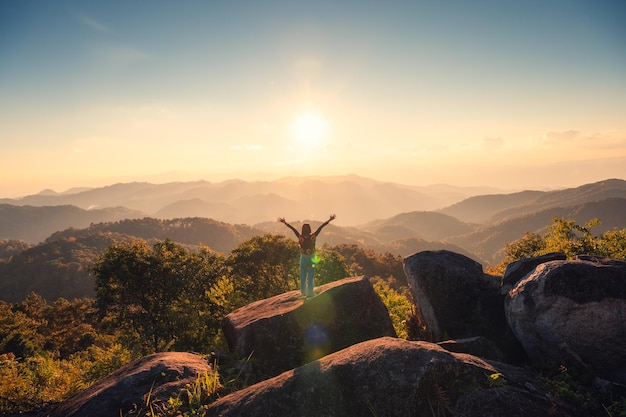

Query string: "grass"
[126, 353, 255, 417]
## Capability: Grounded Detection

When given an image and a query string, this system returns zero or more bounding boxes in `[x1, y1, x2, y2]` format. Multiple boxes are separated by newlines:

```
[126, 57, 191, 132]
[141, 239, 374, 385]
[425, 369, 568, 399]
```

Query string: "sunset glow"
[1, 1, 625, 197]
[292, 111, 328, 151]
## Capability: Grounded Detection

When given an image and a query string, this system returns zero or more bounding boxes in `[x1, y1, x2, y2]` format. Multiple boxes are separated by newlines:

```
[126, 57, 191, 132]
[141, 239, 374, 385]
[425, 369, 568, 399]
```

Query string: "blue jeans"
[299, 254, 316, 297]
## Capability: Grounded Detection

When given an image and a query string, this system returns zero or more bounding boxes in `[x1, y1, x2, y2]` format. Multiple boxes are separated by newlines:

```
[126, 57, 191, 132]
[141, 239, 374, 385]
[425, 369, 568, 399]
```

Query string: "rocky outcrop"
[47, 352, 211, 417]
[221, 276, 396, 382]
[500, 252, 566, 294]
[505, 258, 626, 383]
[437, 336, 506, 362]
[403, 250, 523, 360]
[206, 337, 559, 417]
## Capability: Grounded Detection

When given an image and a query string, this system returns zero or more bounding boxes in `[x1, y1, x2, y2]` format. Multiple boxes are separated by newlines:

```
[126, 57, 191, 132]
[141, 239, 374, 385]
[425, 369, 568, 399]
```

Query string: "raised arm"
[278, 217, 300, 237]
[313, 213, 336, 236]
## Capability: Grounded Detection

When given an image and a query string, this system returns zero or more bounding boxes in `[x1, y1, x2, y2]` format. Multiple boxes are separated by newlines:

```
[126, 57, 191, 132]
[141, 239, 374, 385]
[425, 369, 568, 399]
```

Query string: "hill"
[0, 232, 129, 302]
[1, 178, 625, 303]
[448, 197, 626, 264]
[359, 211, 474, 241]
[438, 190, 544, 223]
[0, 216, 480, 302]
[47, 217, 263, 254]
[439, 178, 626, 224]
[0, 204, 146, 244]
[0, 176, 500, 226]
[0, 218, 264, 302]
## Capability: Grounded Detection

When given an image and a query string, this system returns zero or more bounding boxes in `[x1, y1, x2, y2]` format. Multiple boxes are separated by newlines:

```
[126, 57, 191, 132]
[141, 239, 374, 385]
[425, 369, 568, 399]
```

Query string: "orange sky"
[2, 1, 625, 197]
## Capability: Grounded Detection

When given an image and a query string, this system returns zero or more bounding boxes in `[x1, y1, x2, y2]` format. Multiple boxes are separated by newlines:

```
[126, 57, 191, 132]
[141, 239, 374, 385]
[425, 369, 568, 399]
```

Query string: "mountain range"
[0, 175, 503, 229]
[1, 176, 625, 302]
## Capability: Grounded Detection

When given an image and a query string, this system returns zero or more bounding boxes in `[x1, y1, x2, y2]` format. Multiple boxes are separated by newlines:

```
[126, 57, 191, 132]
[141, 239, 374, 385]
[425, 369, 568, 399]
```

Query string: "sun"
[292, 111, 327, 150]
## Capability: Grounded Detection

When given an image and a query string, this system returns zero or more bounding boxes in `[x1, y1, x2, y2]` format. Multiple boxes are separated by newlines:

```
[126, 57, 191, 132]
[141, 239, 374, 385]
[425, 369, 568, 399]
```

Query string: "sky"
[1, 0, 625, 197]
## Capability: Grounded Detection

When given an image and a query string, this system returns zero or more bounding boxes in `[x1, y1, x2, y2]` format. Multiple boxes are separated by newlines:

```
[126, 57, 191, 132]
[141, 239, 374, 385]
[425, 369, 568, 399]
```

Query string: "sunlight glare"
[292, 111, 327, 150]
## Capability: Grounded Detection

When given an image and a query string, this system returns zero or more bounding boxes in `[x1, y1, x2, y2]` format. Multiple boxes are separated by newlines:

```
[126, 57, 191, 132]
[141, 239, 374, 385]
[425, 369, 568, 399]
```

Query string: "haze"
[1, 0, 625, 198]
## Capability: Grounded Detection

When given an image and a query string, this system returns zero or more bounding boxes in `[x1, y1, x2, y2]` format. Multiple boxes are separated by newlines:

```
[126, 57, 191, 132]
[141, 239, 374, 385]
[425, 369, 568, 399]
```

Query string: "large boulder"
[403, 250, 522, 360]
[500, 252, 566, 294]
[221, 276, 396, 382]
[47, 352, 211, 417]
[505, 258, 626, 382]
[206, 337, 560, 417]
[437, 336, 506, 362]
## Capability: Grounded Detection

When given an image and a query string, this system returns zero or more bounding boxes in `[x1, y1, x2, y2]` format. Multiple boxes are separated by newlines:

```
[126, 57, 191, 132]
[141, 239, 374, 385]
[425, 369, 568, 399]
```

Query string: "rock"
[47, 352, 211, 417]
[206, 337, 558, 417]
[437, 336, 506, 362]
[454, 385, 557, 417]
[505, 259, 626, 383]
[221, 276, 396, 382]
[500, 252, 566, 294]
[403, 250, 523, 361]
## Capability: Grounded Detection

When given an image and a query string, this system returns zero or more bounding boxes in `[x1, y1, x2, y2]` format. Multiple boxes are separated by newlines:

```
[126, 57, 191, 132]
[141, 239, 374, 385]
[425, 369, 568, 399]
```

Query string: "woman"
[278, 214, 336, 298]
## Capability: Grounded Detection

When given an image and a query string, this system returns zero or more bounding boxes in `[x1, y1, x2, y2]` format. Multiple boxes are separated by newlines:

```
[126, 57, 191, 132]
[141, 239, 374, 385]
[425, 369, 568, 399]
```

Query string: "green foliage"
[606, 397, 626, 417]
[598, 228, 626, 259]
[0, 338, 131, 414]
[125, 355, 260, 417]
[495, 217, 626, 273]
[372, 279, 413, 339]
[226, 234, 300, 305]
[1, 293, 99, 360]
[93, 239, 227, 355]
[0, 232, 127, 302]
[538, 363, 591, 409]
[2, 235, 408, 415]
[312, 246, 349, 285]
[125, 367, 223, 417]
[0, 294, 132, 415]
[331, 244, 406, 289]
[0, 239, 31, 261]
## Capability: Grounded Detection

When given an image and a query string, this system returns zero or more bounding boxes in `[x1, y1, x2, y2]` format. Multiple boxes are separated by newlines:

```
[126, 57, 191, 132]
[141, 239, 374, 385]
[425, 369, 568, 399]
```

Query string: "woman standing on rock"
[278, 214, 336, 298]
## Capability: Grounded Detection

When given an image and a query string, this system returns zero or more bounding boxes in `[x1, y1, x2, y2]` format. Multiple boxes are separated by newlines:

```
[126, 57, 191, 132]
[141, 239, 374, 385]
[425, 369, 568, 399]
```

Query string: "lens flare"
[304, 323, 329, 361]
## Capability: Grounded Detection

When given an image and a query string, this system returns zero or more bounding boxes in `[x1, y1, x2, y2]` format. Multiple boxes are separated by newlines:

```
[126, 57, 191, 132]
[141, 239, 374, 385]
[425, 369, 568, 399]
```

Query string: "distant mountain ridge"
[0, 204, 146, 243]
[1, 178, 625, 302]
[1, 177, 624, 250]
[439, 178, 626, 224]
[0, 175, 501, 227]
[447, 197, 626, 264]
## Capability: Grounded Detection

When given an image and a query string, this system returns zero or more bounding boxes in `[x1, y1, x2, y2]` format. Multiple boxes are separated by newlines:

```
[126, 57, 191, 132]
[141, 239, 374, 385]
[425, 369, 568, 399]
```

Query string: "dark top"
[284, 220, 331, 255]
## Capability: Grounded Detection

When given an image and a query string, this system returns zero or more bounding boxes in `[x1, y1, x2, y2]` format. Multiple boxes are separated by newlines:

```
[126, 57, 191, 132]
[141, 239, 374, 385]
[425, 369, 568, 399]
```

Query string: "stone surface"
[47, 352, 211, 417]
[437, 336, 506, 362]
[403, 250, 523, 361]
[206, 337, 558, 417]
[221, 275, 396, 382]
[500, 252, 566, 294]
[505, 258, 626, 382]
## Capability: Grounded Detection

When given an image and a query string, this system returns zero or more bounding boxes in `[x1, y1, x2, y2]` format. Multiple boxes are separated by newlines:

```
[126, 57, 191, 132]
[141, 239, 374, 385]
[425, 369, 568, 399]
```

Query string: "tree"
[93, 239, 226, 354]
[500, 231, 545, 271]
[313, 246, 349, 285]
[226, 234, 300, 305]
[598, 229, 626, 259]
[495, 217, 626, 274]
[331, 244, 406, 289]
[543, 217, 600, 257]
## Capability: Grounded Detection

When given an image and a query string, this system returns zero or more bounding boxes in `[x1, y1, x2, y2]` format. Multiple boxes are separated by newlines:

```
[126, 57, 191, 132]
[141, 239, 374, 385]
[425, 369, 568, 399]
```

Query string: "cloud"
[543, 130, 583, 145]
[77, 14, 113, 34]
[481, 137, 504, 150]
[541, 130, 626, 149]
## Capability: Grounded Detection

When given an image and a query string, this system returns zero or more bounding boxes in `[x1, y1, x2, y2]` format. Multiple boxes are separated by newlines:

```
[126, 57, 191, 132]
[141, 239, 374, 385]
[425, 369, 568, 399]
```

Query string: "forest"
[1, 217, 625, 416]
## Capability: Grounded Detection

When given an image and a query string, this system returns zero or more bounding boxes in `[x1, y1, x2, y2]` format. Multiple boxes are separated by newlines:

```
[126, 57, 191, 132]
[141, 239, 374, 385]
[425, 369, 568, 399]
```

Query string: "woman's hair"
[301, 223, 311, 236]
